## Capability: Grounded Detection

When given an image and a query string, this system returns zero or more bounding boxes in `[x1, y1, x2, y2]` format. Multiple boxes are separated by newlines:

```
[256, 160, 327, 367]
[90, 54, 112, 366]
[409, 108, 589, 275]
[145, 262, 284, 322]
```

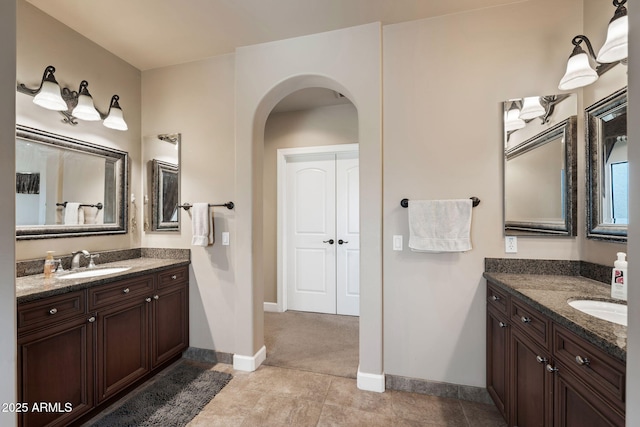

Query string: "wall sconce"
[17, 65, 128, 131]
[558, 0, 627, 90]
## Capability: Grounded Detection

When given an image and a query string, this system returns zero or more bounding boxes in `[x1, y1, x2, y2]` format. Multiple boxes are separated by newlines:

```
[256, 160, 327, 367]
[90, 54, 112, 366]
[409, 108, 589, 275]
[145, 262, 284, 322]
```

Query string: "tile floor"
[187, 363, 507, 427]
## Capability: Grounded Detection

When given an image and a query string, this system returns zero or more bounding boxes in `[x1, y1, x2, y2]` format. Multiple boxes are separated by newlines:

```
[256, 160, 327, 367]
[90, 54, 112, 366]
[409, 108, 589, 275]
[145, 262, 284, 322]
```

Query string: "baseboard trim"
[264, 302, 280, 312]
[357, 366, 385, 393]
[233, 345, 267, 372]
[385, 373, 493, 404]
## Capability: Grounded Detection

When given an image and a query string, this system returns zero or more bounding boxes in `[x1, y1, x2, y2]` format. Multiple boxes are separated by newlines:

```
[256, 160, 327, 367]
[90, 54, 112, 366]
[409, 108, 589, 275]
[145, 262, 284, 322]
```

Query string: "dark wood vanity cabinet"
[17, 265, 189, 427]
[486, 281, 625, 427]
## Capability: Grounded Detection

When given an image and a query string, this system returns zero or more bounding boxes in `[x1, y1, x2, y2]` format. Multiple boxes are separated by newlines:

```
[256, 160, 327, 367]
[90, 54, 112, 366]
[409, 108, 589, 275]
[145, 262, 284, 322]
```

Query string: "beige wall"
[263, 103, 358, 302]
[0, 1, 16, 423]
[15, 1, 142, 260]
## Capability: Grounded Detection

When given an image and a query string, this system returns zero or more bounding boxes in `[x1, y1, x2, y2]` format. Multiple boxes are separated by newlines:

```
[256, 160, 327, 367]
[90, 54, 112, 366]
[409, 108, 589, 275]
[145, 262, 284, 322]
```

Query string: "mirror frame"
[586, 86, 628, 242]
[504, 116, 577, 236]
[151, 159, 180, 231]
[16, 125, 128, 240]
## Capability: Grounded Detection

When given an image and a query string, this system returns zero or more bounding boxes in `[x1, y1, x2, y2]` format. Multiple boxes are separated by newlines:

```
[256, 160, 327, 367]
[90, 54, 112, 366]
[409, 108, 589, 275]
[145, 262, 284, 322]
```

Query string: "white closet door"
[286, 154, 337, 314]
[336, 152, 360, 316]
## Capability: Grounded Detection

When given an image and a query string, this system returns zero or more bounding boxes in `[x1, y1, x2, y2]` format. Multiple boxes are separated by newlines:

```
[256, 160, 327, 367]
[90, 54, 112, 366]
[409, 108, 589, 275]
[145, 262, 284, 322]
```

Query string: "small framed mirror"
[586, 87, 627, 242]
[16, 125, 128, 240]
[151, 159, 180, 231]
[503, 94, 577, 236]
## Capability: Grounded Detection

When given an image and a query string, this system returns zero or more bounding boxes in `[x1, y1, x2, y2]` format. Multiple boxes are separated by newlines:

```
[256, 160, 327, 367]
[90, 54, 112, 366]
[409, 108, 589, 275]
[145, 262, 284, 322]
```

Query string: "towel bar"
[56, 202, 104, 210]
[178, 202, 235, 210]
[400, 197, 480, 208]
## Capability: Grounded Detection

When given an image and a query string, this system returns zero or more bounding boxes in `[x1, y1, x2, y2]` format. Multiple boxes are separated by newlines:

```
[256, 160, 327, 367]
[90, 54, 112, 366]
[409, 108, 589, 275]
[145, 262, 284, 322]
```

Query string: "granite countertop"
[17, 257, 190, 304]
[484, 272, 627, 362]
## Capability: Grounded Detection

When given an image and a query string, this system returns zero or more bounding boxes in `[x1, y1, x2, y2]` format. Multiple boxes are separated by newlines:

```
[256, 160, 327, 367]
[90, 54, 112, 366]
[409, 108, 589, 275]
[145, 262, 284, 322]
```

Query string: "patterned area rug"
[90, 360, 232, 427]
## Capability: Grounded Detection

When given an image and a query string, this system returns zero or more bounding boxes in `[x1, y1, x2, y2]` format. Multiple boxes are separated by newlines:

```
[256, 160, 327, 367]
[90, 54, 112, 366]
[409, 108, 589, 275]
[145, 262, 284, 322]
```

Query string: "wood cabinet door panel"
[96, 299, 150, 403]
[18, 315, 94, 427]
[487, 306, 509, 421]
[151, 284, 189, 368]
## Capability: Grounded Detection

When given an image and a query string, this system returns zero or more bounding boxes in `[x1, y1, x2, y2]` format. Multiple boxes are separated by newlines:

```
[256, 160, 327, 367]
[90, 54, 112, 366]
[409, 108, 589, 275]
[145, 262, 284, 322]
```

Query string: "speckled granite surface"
[484, 272, 626, 362]
[17, 256, 190, 304]
[485, 258, 612, 284]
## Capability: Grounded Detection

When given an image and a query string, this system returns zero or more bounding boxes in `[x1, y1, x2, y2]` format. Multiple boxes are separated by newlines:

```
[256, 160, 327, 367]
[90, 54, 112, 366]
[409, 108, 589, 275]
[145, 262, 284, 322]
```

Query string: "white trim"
[263, 302, 280, 312]
[233, 345, 267, 372]
[277, 143, 359, 313]
[357, 366, 385, 393]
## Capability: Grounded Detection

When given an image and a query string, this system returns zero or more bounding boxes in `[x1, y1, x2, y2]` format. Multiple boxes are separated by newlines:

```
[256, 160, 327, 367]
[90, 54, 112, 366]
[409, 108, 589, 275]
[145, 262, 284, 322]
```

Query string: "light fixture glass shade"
[558, 52, 598, 90]
[33, 80, 67, 111]
[519, 97, 546, 120]
[72, 93, 101, 121]
[597, 15, 628, 63]
[505, 107, 525, 132]
[103, 106, 128, 131]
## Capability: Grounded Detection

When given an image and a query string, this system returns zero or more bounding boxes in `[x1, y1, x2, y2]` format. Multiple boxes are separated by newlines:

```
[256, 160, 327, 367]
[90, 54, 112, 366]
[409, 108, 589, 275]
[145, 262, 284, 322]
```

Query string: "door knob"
[323, 239, 335, 244]
[338, 239, 348, 245]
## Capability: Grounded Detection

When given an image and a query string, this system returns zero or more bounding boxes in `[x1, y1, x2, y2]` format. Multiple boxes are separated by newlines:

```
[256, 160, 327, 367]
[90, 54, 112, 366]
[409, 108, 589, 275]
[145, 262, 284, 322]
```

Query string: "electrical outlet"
[505, 236, 518, 253]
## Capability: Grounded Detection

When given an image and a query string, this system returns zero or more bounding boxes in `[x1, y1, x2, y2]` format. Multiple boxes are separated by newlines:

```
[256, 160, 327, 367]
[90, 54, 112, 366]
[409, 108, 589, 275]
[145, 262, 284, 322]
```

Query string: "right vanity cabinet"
[486, 281, 625, 427]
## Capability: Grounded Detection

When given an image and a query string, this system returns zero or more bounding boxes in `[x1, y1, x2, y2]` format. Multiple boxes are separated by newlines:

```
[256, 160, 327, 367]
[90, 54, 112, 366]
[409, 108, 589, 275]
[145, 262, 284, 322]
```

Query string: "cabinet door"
[18, 315, 94, 427]
[96, 298, 150, 403]
[554, 366, 624, 427]
[510, 327, 553, 427]
[151, 283, 189, 368]
[487, 307, 509, 421]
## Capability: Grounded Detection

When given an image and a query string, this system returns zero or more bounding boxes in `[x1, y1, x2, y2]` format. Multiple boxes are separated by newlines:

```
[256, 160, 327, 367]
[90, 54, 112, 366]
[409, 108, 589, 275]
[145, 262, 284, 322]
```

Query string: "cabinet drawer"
[487, 282, 509, 314]
[510, 299, 550, 349]
[553, 325, 625, 410]
[18, 290, 86, 331]
[89, 274, 155, 310]
[157, 266, 189, 289]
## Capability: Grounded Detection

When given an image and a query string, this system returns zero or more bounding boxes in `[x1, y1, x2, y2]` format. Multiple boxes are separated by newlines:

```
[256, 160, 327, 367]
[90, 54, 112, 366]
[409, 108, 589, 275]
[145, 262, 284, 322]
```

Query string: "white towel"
[191, 203, 214, 246]
[64, 203, 84, 225]
[408, 199, 473, 253]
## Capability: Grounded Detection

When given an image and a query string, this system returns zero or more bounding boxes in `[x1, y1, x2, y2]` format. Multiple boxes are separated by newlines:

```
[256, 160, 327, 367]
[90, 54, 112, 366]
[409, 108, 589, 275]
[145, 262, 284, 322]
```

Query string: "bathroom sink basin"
[59, 267, 131, 279]
[568, 299, 627, 326]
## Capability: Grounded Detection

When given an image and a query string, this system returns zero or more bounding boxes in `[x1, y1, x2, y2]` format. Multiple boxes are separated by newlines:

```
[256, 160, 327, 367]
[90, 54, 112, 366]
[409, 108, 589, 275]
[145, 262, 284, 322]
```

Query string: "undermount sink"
[59, 267, 131, 280]
[568, 299, 627, 326]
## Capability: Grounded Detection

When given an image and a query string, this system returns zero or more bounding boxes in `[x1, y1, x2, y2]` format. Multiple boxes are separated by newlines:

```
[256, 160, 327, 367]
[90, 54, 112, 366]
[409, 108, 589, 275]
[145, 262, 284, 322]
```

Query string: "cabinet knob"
[153, 295, 159, 300]
[171, 275, 177, 280]
[145, 297, 152, 303]
[520, 316, 532, 324]
[492, 295, 501, 301]
[536, 355, 547, 364]
[546, 364, 559, 373]
[49, 308, 57, 315]
[575, 355, 590, 366]
[88, 316, 96, 323]
[499, 322, 508, 328]
[123, 288, 130, 294]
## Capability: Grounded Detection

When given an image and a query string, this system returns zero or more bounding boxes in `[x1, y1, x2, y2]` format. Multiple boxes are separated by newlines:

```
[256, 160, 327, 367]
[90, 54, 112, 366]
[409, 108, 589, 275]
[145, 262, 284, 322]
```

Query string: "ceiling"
[26, 0, 525, 71]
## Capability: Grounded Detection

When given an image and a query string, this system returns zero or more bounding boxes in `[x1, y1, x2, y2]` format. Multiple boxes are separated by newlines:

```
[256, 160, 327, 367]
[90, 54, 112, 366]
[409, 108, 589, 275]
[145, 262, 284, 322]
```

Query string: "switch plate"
[393, 235, 403, 251]
[222, 232, 230, 246]
[505, 236, 518, 253]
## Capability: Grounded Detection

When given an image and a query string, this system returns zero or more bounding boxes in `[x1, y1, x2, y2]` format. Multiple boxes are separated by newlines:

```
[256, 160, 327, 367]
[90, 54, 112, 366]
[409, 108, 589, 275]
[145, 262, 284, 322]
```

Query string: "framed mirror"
[151, 159, 180, 231]
[16, 125, 128, 239]
[503, 94, 577, 236]
[586, 87, 627, 242]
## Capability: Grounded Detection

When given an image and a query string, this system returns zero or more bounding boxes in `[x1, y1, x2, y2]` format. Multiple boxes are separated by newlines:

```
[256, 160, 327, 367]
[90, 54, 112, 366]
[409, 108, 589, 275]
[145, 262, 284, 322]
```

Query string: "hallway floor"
[187, 363, 507, 426]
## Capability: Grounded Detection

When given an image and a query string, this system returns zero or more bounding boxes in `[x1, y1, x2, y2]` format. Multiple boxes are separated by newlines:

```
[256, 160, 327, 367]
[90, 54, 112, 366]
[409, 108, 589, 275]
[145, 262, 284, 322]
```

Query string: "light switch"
[393, 235, 403, 251]
[222, 232, 230, 246]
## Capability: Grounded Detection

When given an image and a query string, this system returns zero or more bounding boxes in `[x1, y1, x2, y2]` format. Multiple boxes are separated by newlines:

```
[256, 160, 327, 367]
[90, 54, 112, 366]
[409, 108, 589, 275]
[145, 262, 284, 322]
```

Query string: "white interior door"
[284, 149, 360, 316]
[286, 154, 337, 314]
[336, 152, 360, 316]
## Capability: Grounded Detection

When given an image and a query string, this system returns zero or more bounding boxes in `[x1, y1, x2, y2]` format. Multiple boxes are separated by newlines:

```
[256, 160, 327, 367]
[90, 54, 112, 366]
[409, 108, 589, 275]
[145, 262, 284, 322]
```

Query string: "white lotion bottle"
[611, 252, 628, 301]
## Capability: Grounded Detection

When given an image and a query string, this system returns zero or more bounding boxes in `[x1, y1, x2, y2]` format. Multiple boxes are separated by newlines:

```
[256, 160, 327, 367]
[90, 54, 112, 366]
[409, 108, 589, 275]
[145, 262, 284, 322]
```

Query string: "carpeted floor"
[263, 310, 359, 378]
[88, 360, 231, 427]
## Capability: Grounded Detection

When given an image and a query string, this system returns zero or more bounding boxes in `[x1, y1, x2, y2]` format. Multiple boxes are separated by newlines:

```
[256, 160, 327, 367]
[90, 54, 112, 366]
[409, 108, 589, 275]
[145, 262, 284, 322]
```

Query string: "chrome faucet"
[71, 250, 91, 270]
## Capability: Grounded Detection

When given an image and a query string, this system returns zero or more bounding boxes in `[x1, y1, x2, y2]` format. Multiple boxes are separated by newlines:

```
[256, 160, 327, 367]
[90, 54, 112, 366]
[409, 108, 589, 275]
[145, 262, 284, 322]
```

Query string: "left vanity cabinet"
[17, 290, 95, 427]
[17, 264, 189, 427]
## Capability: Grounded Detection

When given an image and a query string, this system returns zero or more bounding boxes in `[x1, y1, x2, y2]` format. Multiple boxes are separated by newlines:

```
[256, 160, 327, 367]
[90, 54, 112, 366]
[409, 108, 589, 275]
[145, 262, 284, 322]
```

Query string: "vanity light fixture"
[558, 0, 627, 91]
[519, 96, 546, 120]
[504, 102, 525, 132]
[17, 65, 128, 131]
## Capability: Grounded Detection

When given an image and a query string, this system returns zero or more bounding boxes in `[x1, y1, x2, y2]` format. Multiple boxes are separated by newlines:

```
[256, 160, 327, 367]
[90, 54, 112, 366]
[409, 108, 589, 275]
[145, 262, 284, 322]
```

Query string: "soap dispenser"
[43, 251, 55, 279]
[611, 252, 628, 301]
